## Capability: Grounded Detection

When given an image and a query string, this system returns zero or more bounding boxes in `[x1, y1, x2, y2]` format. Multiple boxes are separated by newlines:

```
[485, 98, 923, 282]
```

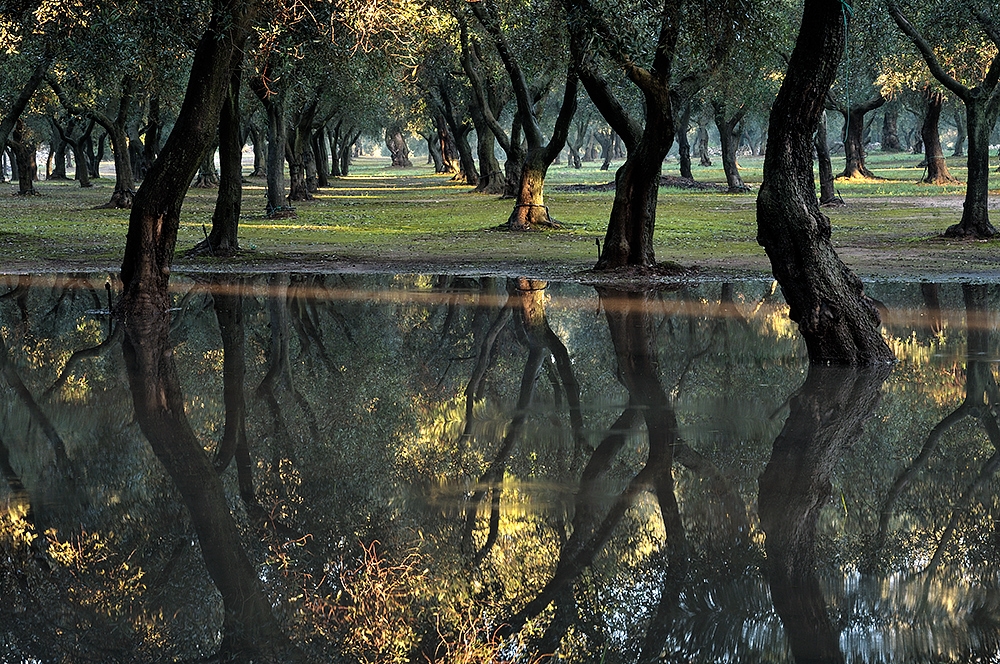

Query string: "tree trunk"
[674, 99, 693, 179]
[385, 126, 412, 167]
[102, 123, 135, 207]
[713, 100, 749, 192]
[249, 123, 266, 177]
[881, 102, 903, 152]
[144, 95, 162, 166]
[194, 146, 219, 187]
[815, 111, 841, 206]
[203, 57, 245, 256]
[505, 72, 578, 230]
[120, 0, 255, 312]
[756, 0, 894, 365]
[49, 129, 69, 180]
[251, 81, 288, 216]
[946, 97, 998, 237]
[312, 127, 329, 188]
[470, 101, 504, 193]
[951, 106, 966, 157]
[507, 153, 553, 230]
[11, 119, 38, 196]
[837, 96, 884, 179]
[434, 113, 460, 175]
[695, 122, 712, 166]
[920, 88, 957, 184]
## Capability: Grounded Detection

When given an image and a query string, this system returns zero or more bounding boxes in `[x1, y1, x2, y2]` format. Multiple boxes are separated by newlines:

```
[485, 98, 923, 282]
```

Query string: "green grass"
[1, 151, 998, 277]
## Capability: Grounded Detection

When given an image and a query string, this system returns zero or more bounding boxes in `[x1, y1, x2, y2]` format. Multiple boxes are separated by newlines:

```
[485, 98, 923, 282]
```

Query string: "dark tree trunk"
[312, 127, 329, 188]
[453, 122, 478, 185]
[596, 130, 613, 171]
[49, 128, 69, 180]
[948, 97, 999, 237]
[385, 126, 412, 167]
[250, 76, 288, 216]
[756, 0, 894, 365]
[713, 100, 749, 192]
[567, 0, 680, 269]
[837, 95, 885, 179]
[674, 99, 693, 179]
[695, 121, 712, 166]
[759, 365, 890, 664]
[194, 146, 219, 187]
[128, 117, 149, 182]
[286, 100, 316, 202]
[339, 130, 360, 176]
[199, 57, 245, 256]
[470, 101, 504, 193]
[11, 119, 38, 196]
[120, 0, 255, 312]
[328, 123, 343, 177]
[144, 95, 162, 166]
[952, 106, 966, 157]
[920, 88, 957, 184]
[881, 101, 903, 152]
[248, 123, 266, 176]
[83, 77, 140, 208]
[434, 113, 460, 175]
[815, 111, 841, 206]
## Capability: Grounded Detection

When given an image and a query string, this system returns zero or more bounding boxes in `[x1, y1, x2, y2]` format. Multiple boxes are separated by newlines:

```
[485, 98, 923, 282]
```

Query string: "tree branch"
[886, 1, 970, 101]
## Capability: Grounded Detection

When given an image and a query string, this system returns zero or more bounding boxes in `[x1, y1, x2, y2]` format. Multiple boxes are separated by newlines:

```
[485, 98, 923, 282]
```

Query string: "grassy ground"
[1, 151, 999, 281]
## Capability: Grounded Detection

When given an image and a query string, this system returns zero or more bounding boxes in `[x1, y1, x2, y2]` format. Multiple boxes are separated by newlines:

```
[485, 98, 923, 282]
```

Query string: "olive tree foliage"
[886, 0, 1000, 238]
[43, 1, 205, 208]
[0, 0, 96, 189]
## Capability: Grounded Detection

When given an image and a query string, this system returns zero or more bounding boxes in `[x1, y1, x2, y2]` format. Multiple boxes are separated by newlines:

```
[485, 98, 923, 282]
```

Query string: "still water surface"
[1, 273, 998, 663]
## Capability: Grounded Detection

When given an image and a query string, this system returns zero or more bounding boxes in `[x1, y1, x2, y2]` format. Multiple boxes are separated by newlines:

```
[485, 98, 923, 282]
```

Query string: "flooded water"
[1, 273, 999, 663]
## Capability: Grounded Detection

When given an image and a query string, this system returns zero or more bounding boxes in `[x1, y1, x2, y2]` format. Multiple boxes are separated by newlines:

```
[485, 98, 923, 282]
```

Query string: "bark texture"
[756, 0, 894, 365]
[920, 88, 957, 184]
[120, 0, 255, 312]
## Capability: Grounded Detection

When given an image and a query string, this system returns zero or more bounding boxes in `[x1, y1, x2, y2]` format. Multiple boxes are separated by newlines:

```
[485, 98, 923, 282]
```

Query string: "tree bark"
[674, 98, 693, 179]
[881, 101, 903, 152]
[120, 0, 255, 312]
[11, 119, 38, 195]
[815, 111, 841, 206]
[250, 73, 288, 216]
[202, 55, 245, 256]
[385, 125, 412, 167]
[756, 0, 894, 365]
[920, 88, 957, 184]
[469, 99, 504, 193]
[951, 105, 966, 157]
[713, 100, 749, 192]
[505, 73, 578, 230]
[835, 95, 885, 179]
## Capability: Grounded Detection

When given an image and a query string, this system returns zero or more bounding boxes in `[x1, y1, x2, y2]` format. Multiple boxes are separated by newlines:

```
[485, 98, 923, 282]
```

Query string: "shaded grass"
[0, 151, 998, 276]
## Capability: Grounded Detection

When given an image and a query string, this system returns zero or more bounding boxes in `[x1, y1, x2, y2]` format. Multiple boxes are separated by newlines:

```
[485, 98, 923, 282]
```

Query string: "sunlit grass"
[0, 150, 998, 273]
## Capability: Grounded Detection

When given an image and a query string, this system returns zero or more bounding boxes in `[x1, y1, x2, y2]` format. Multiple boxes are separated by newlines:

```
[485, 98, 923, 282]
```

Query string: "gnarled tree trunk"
[756, 0, 894, 365]
[920, 88, 957, 184]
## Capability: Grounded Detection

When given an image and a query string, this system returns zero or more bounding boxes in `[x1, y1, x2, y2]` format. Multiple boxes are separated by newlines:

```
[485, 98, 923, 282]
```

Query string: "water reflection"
[2, 275, 1000, 662]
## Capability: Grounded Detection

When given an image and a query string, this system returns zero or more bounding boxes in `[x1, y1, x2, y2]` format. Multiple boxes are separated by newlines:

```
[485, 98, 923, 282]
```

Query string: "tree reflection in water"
[5, 276, 1000, 661]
